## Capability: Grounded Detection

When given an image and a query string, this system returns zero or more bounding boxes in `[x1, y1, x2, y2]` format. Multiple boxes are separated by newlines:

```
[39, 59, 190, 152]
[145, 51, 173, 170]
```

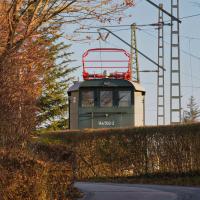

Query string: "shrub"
[0, 144, 76, 200]
[39, 123, 200, 180]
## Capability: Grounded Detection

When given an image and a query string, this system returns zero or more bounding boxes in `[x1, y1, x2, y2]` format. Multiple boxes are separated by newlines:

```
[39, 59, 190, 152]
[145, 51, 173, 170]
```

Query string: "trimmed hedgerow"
[38, 123, 200, 181]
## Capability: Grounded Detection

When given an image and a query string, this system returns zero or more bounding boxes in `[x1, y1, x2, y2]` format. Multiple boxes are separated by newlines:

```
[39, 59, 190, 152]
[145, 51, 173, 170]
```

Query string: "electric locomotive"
[68, 48, 145, 129]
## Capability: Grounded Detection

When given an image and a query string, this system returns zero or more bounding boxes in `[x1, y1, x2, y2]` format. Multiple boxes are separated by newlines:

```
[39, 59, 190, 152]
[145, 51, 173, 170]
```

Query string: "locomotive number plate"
[98, 121, 115, 126]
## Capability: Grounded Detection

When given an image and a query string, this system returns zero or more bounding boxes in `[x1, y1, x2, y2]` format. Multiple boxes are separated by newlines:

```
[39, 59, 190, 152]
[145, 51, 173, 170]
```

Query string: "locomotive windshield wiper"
[98, 27, 166, 71]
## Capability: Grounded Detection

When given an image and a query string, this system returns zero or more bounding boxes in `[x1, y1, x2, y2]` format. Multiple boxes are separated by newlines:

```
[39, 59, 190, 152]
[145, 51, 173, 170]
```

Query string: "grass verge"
[81, 172, 200, 187]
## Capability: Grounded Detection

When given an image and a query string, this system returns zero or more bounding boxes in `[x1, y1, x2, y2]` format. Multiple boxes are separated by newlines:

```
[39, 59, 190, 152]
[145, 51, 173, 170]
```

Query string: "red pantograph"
[82, 48, 131, 80]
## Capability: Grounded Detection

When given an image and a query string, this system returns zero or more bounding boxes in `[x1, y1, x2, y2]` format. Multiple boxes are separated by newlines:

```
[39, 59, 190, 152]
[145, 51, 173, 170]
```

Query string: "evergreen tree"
[183, 96, 200, 123]
[37, 35, 77, 131]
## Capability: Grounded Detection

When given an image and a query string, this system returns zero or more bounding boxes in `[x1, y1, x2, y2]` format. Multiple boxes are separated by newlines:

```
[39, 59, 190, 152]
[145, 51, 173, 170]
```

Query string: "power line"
[177, 35, 200, 41]
[180, 13, 200, 19]
[141, 82, 200, 89]
[188, 39, 194, 96]
[84, 12, 200, 29]
[75, 31, 99, 34]
[98, 27, 166, 71]
[182, 86, 200, 89]
[182, 72, 200, 82]
[75, 28, 132, 34]
[89, 22, 171, 29]
[140, 29, 200, 61]
[163, 12, 200, 23]
[145, 0, 181, 23]
[151, 29, 200, 41]
[75, 12, 200, 34]
[75, 26, 158, 34]
[76, 24, 200, 80]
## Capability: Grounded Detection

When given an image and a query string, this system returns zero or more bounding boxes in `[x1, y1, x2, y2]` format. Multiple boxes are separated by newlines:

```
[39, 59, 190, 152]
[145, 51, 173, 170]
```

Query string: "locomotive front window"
[118, 91, 131, 107]
[100, 91, 113, 107]
[81, 90, 94, 107]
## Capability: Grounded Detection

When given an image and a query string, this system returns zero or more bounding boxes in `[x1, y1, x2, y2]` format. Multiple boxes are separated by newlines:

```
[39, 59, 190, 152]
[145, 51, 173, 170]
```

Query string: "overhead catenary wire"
[180, 13, 200, 19]
[179, 35, 200, 41]
[140, 27, 200, 102]
[77, 27, 200, 62]
[84, 12, 200, 30]
[74, 13, 200, 95]
[188, 39, 194, 96]
[145, 0, 181, 23]
[141, 82, 200, 89]
[89, 22, 171, 29]
[75, 26, 200, 69]
[98, 27, 166, 71]
[75, 27, 200, 69]
[75, 29, 200, 42]
[139, 28, 200, 61]
[76, 27, 200, 43]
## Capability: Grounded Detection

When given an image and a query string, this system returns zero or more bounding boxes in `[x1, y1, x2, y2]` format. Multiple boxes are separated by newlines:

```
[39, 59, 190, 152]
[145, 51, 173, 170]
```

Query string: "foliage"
[38, 123, 200, 180]
[0, 21, 52, 146]
[0, 0, 133, 146]
[0, 144, 77, 200]
[183, 96, 200, 123]
[37, 38, 77, 131]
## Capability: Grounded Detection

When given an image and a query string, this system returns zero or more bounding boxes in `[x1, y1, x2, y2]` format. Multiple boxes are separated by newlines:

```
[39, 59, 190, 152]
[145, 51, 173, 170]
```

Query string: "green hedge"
[38, 123, 200, 180]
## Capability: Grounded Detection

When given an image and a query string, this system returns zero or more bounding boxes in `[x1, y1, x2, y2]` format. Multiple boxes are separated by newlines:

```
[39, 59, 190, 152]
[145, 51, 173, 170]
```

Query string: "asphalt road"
[75, 182, 200, 200]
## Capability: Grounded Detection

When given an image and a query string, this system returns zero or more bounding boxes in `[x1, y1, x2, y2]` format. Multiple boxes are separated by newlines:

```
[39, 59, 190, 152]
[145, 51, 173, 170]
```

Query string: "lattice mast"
[130, 24, 140, 82]
[157, 4, 165, 125]
[170, 0, 181, 124]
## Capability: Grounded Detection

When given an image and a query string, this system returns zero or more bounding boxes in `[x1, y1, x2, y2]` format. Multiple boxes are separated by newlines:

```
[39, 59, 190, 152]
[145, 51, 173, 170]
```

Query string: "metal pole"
[145, 0, 181, 23]
[130, 24, 140, 82]
[143, 96, 145, 126]
[170, 0, 181, 124]
[157, 4, 165, 125]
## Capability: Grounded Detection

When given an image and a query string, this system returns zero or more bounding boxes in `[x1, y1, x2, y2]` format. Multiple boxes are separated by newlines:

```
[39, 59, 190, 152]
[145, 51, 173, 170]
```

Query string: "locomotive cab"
[68, 48, 145, 129]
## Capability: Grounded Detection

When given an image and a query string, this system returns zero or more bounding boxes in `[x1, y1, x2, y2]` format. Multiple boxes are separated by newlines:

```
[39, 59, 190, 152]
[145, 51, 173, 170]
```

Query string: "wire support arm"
[98, 27, 166, 71]
[145, 0, 181, 23]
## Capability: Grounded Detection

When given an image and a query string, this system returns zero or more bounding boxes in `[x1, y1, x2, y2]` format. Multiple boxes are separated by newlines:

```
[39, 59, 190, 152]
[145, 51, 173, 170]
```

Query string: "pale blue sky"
[64, 0, 200, 125]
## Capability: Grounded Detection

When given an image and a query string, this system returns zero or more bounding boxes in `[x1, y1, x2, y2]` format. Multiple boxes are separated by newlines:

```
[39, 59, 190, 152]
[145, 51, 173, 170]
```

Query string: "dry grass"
[82, 172, 200, 187]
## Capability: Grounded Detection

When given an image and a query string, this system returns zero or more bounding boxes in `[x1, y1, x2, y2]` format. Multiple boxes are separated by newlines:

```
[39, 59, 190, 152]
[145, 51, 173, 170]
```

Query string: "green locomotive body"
[68, 78, 145, 129]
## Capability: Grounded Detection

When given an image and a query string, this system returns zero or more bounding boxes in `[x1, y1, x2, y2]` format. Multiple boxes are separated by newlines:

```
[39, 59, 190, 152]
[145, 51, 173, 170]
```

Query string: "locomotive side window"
[81, 90, 94, 107]
[100, 91, 113, 107]
[118, 91, 131, 107]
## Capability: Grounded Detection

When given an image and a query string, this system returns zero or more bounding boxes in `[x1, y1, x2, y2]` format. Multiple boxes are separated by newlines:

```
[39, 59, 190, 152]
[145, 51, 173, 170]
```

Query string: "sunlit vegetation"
[38, 123, 200, 186]
[0, 0, 134, 198]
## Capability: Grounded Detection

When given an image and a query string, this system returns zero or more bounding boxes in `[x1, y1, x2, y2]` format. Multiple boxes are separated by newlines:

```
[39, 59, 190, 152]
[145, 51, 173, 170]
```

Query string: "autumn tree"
[0, 0, 135, 146]
[0, 21, 55, 146]
[183, 96, 200, 123]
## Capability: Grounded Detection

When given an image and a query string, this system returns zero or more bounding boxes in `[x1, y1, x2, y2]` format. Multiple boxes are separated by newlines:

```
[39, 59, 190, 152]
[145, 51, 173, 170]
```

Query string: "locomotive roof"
[68, 79, 145, 93]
